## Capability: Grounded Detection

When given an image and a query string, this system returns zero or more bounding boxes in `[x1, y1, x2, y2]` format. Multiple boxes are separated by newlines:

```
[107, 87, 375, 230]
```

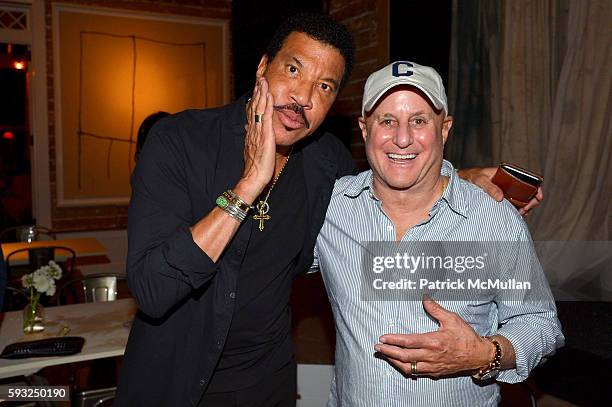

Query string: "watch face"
[479, 369, 500, 381]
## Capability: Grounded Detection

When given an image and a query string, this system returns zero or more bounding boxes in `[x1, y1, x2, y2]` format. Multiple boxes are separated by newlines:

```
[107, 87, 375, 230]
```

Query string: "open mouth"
[387, 153, 417, 162]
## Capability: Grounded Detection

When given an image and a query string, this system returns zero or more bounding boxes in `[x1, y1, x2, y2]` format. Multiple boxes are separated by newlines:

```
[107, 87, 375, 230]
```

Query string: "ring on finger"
[411, 361, 418, 375]
[254, 113, 263, 124]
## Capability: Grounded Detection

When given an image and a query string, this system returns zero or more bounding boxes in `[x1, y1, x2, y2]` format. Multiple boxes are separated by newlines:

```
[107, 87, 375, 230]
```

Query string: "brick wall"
[45, 0, 231, 232]
[329, 0, 389, 169]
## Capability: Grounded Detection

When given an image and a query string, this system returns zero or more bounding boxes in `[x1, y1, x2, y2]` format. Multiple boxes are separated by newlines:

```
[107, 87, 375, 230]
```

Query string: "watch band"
[472, 336, 502, 380]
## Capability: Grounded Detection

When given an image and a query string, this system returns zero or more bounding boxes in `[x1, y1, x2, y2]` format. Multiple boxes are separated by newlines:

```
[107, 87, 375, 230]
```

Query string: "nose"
[290, 81, 314, 109]
[393, 122, 413, 148]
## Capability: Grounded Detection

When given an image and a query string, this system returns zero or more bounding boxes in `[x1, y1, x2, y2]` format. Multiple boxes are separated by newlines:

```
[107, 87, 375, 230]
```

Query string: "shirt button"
[217, 340, 223, 349]
[199, 378, 206, 386]
[235, 247, 243, 256]
[229, 291, 236, 299]
[387, 225, 393, 231]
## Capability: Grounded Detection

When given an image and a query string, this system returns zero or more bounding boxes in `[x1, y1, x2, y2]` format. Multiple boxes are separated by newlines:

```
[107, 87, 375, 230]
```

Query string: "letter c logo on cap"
[392, 61, 414, 77]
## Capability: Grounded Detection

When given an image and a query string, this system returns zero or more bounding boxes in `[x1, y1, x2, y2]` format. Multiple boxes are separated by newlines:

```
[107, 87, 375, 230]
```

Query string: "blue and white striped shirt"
[314, 160, 564, 407]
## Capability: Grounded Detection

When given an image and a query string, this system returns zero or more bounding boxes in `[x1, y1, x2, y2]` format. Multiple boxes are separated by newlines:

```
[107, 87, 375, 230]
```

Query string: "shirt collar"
[438, 159, 468, 218]
[343, 159, 468, 218]
[343, 170, 376, 199]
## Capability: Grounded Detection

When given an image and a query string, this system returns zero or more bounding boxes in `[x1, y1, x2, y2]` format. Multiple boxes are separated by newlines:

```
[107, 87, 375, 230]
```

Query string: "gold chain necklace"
[253, 148, 293, 231]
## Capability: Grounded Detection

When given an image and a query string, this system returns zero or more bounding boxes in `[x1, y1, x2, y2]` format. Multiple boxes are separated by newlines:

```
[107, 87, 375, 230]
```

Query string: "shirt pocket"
[441, 300, 497, 336]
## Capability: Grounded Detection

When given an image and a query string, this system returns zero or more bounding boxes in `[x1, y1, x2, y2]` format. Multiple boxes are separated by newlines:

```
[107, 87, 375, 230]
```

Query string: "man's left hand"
[457, 167, 543, 216]
[374, 296, 493, 378]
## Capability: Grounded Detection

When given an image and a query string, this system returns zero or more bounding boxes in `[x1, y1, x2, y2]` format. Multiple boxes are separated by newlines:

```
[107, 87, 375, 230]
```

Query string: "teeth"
[387, 153, 417, 160]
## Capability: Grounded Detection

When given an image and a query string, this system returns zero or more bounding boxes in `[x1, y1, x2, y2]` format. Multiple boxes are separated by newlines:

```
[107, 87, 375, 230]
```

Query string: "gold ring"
[254, 114, 263, 123]
[411, 361, 418, 375]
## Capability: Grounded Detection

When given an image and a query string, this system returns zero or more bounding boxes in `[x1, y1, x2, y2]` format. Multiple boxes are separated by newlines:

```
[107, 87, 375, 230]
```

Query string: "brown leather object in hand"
[491, 163, 543, 208]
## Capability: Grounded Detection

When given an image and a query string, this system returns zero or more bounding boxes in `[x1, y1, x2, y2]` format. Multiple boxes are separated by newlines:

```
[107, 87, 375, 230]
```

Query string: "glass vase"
[23, 301, 45, 333]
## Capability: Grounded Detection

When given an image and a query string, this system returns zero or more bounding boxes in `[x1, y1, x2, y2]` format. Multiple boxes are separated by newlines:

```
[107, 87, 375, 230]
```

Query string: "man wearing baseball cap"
[313, 61, 563, 406]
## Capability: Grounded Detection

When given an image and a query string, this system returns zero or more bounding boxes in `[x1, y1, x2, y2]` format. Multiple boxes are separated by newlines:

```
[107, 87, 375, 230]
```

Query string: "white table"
[0, 299, 136, 378]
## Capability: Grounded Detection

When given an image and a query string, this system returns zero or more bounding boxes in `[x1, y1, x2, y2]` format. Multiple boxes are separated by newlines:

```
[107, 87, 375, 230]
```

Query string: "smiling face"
[359, 86, 453, 195]
[256, 32, 346, 147]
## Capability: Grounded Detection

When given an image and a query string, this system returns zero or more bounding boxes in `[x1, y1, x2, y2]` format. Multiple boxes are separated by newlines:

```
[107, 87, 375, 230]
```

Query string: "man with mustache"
[116, 14, 542, 407]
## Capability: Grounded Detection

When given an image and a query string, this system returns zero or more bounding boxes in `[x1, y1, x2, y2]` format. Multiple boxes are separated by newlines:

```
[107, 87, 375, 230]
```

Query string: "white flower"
[48, 262, 62, 280]
[22, 260, 63, 296]
[32, 270, 51, 294]
[21, 274, 32, 288]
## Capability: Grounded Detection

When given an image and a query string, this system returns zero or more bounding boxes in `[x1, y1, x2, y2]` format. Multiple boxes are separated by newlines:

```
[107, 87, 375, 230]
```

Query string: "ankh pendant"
[253, 201, 270, 231]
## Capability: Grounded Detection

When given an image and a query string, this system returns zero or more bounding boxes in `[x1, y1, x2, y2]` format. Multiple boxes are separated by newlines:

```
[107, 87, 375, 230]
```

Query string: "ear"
[256, 55, 269, 79]
[441, 115, 453, 145]
[358, 117, 368, 142]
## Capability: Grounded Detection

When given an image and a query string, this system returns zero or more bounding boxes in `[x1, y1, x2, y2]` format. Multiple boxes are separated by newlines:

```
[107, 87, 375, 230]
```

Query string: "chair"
[57, 273, 126, 305]
[1, 286, 28, 312]
[5, 246, 76, 293]
[0, 225, 56, 243]
[75, 386, 116, 407]
[532, 301, 612, 406]
[57, 274, 127, 407]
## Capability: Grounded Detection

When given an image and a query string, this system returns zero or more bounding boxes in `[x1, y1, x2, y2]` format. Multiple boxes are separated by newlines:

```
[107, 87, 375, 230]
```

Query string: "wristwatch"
[472, 336, 502, 381]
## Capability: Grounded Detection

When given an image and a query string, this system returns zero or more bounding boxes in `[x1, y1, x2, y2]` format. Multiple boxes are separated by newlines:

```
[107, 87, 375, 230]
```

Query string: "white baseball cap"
[361, 61, 448, 117]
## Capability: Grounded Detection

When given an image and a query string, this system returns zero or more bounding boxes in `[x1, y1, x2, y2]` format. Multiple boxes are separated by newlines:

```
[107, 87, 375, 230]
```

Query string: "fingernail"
[374, 345, 381, 352]
[379, 337, 386, 343]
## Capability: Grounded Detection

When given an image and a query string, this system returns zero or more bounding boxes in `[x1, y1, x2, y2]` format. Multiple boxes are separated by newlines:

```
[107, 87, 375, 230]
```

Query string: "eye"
[380, 118, 396, 127]
[287, 64, 298, 75]
[411, 117, 428, 128]
[320, 83, 330, 91]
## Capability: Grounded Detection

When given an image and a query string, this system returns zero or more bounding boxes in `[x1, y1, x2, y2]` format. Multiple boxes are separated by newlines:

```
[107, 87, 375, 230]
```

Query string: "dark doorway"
[0, 42, 32, 230]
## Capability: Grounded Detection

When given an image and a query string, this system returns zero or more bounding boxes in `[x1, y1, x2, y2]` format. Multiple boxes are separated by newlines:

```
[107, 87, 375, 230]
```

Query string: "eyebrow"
[374, 111, 432, 120]
[292, 57, 303, 68]
[292, 57, 340, 90]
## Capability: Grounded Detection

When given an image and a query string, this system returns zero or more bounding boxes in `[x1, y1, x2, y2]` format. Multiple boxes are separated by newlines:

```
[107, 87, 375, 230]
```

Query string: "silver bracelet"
[216, 193, 248, 222]
[224, 204, 247, 222]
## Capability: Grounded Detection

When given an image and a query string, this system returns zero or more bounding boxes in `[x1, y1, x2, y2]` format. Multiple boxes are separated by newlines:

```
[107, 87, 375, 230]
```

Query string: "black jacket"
[115, 96, 355, 406]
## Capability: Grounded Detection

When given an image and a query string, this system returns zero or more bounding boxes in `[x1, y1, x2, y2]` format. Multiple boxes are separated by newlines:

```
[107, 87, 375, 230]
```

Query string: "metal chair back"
[0, 225, 56, 243]
[5, 246, 76, 285]
[58, 273, 126, 305]
[76, 386, 116, 407]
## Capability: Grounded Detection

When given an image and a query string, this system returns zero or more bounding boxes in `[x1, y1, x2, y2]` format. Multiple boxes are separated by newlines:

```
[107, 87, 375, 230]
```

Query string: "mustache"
[273, 103, 310, 129]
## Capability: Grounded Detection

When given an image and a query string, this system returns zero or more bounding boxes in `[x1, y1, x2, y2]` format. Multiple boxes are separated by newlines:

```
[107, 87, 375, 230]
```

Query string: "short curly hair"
[265, 12, 354, 90]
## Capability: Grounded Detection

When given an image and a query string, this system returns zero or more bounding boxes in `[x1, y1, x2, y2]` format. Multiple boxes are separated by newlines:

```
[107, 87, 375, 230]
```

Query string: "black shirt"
[209, 151, 307, 392]
[115, 96, 356, 407]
